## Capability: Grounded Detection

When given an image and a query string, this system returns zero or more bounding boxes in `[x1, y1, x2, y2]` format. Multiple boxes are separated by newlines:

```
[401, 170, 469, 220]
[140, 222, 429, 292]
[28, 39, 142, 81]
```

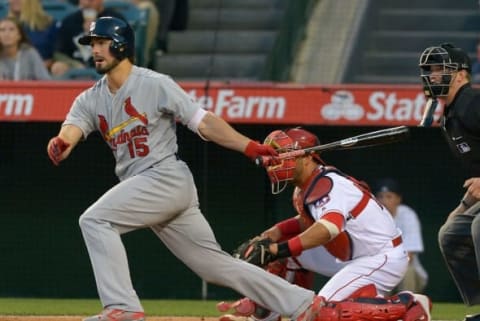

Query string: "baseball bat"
[419, 98, 438, 127]
[255, 125, 410, 167]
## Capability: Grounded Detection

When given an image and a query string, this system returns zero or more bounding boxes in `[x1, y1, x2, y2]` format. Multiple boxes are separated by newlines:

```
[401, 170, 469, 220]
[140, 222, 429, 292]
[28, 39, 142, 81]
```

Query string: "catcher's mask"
[78, 16, 135, 62]
[419, 43, 471, 98]
[264, 128, 323, 194]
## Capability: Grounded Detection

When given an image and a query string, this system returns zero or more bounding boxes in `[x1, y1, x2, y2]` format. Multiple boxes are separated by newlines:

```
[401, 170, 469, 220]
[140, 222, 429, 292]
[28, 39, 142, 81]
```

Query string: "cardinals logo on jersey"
[124, 97, 148, 126]
[99, 97, 148, 140]
[98, 97, 150, 158]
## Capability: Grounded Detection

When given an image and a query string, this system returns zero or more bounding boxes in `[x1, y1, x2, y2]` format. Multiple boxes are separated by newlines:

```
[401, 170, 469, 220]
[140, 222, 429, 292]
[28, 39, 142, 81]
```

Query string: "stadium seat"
[104, 0, 149, 67]
[41, 0, 76, 21]
[0, 1, 8, 18]
[58, 67, 102, 81]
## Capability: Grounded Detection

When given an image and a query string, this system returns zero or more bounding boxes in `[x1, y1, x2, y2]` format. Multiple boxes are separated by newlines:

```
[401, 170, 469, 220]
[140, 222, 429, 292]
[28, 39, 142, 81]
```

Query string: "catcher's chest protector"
[292, 168, 357, 261]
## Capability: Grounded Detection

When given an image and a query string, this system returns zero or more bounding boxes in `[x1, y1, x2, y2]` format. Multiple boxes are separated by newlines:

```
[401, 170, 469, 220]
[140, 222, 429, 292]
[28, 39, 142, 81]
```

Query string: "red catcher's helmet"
[264, 128, 322, 194]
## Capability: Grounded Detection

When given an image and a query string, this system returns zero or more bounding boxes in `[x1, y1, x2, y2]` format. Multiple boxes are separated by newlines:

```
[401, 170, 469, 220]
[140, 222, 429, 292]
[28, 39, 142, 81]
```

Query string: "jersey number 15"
[127, 137, 150, 158]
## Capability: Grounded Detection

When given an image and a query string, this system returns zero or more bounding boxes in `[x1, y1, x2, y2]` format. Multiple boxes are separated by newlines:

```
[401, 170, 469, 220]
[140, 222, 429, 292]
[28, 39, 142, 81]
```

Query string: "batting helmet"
[263, 128, 323, 194]
[419, 43, 471, 98]
[79, 16, 135, 61]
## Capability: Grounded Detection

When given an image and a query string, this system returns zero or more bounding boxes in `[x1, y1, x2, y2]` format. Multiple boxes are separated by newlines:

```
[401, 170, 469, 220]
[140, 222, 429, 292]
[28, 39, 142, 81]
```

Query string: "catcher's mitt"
[232, 238, 277, 267]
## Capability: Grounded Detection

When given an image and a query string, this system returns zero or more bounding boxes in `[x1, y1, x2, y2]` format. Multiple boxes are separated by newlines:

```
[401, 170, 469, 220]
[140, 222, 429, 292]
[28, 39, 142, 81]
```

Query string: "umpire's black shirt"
[442, 83, 480, 177]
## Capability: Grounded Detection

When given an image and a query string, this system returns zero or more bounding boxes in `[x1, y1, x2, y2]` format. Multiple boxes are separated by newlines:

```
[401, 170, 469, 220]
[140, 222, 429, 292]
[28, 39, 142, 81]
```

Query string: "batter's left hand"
[47, 136, 70, 166]
[464, 177, 480, 199]
[243, 140, 277, 161]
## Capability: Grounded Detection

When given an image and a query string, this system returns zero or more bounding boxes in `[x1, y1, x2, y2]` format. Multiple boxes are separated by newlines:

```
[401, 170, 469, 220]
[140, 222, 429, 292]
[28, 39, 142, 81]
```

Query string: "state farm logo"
[321, 90, 436, 122]
[187, 89, 285, 119]
[321, 90, 364, 120]
[0, 94, 33, 116]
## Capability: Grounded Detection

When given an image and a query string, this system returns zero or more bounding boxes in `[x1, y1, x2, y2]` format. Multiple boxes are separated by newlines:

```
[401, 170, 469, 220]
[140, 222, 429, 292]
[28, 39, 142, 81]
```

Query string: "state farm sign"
[0, 94, 33, 116]
[184, 84, 441, 126]
[188, 89, 286, 119]
[0, 81, 440, 126]
[318, 89, 443, 125]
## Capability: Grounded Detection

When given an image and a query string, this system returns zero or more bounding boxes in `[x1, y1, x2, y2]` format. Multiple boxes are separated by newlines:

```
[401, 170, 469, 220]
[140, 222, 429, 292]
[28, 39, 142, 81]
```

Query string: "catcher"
[217, 128, 432, 321]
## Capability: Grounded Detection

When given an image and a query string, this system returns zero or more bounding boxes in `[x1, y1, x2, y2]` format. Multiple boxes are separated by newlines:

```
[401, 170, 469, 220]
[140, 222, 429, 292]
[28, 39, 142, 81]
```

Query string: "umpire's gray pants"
[78, 159, 314, 317]
[438, 202, 480, 305]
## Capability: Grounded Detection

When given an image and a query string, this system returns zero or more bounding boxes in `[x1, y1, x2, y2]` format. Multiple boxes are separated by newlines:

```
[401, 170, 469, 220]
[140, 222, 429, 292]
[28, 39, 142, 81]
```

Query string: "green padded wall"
[0, 123, 465, 302]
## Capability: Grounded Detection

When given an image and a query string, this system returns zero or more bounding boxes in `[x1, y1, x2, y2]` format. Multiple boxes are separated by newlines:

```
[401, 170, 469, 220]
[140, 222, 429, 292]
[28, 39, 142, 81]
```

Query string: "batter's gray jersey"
[64, 66, 199, 180]
[68, 66, 315, 316]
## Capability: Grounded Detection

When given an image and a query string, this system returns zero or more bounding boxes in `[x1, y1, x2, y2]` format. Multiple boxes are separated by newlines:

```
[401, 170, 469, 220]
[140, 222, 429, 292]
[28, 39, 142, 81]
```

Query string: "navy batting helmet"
[79, 16, 135, 61]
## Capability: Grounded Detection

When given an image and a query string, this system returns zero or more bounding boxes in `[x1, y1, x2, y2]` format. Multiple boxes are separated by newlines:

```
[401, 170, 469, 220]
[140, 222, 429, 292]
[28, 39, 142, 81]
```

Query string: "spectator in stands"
[154, 0, 189, 54]
[471, 39, 480, 83]
[373, 178, 429, 293]
[130, 0, 159, 67]
[50, 0, 124, 78]
[8, 0, 59, 70]
[155, 0, 175, 54]
[0, 16, 51, 80]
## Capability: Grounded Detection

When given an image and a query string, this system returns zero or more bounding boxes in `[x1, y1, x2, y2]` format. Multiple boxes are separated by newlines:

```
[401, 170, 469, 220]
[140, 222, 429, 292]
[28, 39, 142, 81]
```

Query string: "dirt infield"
[0, 317, 219, 321]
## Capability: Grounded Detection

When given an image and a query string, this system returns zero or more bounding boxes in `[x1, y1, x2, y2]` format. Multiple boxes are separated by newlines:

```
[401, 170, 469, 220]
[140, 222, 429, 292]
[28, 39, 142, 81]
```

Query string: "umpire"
[419, 43, 480, 321]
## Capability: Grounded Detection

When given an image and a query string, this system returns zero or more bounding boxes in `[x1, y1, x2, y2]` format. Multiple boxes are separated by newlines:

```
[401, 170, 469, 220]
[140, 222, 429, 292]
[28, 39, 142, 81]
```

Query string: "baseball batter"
[46, 17, 319, 321]
[218, 128, 432, 321]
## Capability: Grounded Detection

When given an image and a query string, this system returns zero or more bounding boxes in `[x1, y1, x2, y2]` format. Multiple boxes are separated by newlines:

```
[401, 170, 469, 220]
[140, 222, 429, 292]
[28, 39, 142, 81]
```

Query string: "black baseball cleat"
[464, 313, 480, 321]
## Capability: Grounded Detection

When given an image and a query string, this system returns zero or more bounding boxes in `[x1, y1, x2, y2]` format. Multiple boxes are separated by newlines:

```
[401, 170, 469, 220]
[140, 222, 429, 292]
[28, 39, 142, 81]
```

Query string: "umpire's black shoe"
[464, 313, 480, 321]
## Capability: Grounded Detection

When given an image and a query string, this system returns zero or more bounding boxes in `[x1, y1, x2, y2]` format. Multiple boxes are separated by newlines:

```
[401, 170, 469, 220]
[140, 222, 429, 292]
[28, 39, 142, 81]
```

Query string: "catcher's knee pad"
[315, 298, 407, 321]
[346, 284, 378, 299]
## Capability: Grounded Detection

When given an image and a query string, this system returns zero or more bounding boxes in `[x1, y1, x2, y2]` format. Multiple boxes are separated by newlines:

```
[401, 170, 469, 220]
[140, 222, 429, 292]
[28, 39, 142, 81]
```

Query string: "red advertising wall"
[0, 81, 438, 126]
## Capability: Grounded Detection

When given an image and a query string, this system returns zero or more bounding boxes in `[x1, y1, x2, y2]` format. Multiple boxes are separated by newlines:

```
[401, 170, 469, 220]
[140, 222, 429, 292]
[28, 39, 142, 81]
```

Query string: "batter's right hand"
[243, 140, 277, 161]
[47, 136, 70, 166]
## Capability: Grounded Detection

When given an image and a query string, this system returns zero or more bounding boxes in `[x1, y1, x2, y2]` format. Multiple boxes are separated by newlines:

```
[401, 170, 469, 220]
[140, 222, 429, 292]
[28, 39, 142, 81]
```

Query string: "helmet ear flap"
[110, 41, 127, 60]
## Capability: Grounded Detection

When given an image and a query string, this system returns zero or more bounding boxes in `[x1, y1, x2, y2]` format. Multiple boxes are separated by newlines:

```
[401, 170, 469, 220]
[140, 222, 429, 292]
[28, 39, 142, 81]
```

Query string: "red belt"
[392, 235, 403, 247]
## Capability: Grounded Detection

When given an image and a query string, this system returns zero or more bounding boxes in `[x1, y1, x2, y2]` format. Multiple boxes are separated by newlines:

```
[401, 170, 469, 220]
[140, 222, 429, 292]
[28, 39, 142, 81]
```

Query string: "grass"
[0, 299, 219, 316]
[0, 298, 477, 320]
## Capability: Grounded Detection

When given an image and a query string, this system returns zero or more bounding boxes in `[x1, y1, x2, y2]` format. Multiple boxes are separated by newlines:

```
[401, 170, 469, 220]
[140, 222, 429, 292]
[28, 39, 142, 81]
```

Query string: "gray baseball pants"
[78, 159, 314, 317]
[438, 201, 480, 305]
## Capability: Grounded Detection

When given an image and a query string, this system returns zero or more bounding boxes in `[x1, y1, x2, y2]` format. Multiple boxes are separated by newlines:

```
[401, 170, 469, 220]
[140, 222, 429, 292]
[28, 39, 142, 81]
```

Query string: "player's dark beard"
[96, 58, 121, 74]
